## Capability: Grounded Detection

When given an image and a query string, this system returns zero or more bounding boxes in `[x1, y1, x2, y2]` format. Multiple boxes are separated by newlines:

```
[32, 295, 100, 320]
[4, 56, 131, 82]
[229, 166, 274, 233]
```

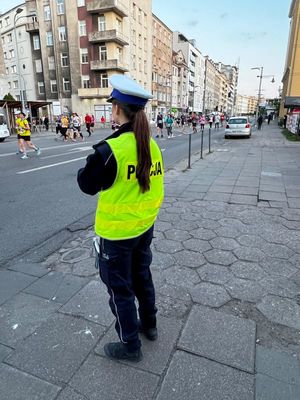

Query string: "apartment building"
[203, 57, 217, 114]
[152, 14, 172, 118]
[248, 95, 258, 115]
[236, 94, 250, 115]
[172, 49, 189, 113]
[280, 0, 300, 117]
[216, 62, 239, 116]
[0, 4, 37, 103]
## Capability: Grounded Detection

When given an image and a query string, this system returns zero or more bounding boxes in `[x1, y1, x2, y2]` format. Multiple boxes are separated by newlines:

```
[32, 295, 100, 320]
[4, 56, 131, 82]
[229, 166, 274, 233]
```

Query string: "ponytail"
[113, 101, 152, 193]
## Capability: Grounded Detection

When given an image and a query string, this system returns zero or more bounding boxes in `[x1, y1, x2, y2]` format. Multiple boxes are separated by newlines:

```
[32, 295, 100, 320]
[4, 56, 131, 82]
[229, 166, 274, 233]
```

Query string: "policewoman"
[77, 75, 164, 362]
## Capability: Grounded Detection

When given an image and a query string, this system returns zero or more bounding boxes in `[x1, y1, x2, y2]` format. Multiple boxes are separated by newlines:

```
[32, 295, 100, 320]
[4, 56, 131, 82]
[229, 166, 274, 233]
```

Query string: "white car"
[0, 113, 9, 142]
[224, 117, 252, 138]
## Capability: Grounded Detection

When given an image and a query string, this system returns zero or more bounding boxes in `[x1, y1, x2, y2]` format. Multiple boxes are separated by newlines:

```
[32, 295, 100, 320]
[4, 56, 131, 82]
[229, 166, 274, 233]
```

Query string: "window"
[9, 49, 15, 58]
[1, 37, 5, 45]
[77, 0, 85, 6]
[58, 26, 66, 41]
[63, 78, 70, 91]
[3, 52, 7, 59]
[116, 47, 122, 62]
[13, 80, 18, 89]
[81, 75, 90, 88]
[80, 48, 88, 63]
[61, 52, 68, 67]
[11, 65, 17, 74]
[50, 80, 58, 93]
[57, 0, 65, 15]
[38, 81, 45, 94]
[33, 35, 40, 50]
[35, 59, 42, 73]
[46, 31, 53, 46]
[0, 20, 2, 29]
[78, 20, 86, 36]
[5, 67, 9, 75]
[99, 73, 108, 88]
[99, 45, 107, 61]
[8, 82, 11, 89]
[44, 5, 51, 21]
[48, 56, 55, 70]
[7, 33, 12, 43]
[116, 18, 122, 33]
[5, 16, 10, 26]
[98, 15, 106, 31]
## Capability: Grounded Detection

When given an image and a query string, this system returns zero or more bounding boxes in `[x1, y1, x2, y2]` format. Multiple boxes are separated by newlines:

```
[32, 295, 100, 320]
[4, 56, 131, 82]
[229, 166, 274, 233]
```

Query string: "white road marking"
[41, 146, 92, 160]
[17, 156, 87, 174]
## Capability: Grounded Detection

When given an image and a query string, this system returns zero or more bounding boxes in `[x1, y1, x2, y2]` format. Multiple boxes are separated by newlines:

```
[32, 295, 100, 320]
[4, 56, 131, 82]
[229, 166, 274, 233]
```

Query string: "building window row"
[77, 0, 85, 6]
[37, 78, 70, 95]
[1, 33, 12, 44]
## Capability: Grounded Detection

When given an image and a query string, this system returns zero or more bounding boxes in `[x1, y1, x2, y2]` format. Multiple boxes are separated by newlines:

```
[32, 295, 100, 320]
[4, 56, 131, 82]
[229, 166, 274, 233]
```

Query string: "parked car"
[224, 117, 252, 138]
[0, 113, 9, 142]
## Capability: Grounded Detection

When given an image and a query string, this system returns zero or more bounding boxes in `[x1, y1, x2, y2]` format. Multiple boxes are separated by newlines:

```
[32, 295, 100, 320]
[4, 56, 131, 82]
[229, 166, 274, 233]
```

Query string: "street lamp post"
[13, 7, 25, 111]
[251, 67, 275, 121]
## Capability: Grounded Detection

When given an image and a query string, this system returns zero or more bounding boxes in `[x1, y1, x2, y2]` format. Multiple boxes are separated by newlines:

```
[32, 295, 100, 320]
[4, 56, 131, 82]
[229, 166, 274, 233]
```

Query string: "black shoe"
[155, 134, 159, 138]
[138, 321, 158, 341]
[160, 135, 163, 138]
[104, 342, 143, 362]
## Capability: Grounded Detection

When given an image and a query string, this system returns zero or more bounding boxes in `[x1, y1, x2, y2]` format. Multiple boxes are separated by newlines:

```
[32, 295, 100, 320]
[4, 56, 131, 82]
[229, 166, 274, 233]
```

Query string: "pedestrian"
[283, 114, 287, 128]
[192, 114, 198, 133]
[165, 113, 173, 138]
[16, 112, 41, 159]
[214, 114, 220, 129]
[200, 115, 206, 131]
[55, 115, 62, 137]
[60, 114, 69, 141]
[44, 115, 49, 131]
[71, 113, 83, 141]
[267, 114, 272, 125]
[77, 74, 164, 362]
[156, 113, 163, 138]
[85, 113, 92, 136]
[91, 114, 95, 133]
[180, 114, 185, 130]
[257, 115, 263, 130]
[208, 115, 213, 128]
[100, 115, 106, 127]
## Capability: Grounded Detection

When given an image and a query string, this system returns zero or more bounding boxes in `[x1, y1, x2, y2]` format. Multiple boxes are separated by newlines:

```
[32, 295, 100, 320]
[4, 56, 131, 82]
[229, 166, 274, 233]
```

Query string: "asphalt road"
[0, 125, 226, 263]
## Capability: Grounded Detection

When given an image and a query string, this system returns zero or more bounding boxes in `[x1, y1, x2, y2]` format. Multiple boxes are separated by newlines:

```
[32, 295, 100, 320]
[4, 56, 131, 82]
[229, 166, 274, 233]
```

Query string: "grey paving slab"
[259, 259, 297, 278]
[204, 249, 237, 265]
[259, 191, 287, 202]
[151, 250, 176, 271]
[0, 343, 13, 361]
[0, 363, 60, 400]
[209, 237, 239, 251]
[225, 278, 265, 302]
[233, 186, 259, 195]
[230, 194, 257, 205]
[198, 263, 234, 284]
[56, 387, 87, 400]
[256, 346, 300, 385]
[255, 374, 300, 400]
[164, 228, 191, 241]
[159, 265, 200, 289]
[269, 201, 289, 208]
[288, 198, 300, 209]
[256, 295, 300, 330]
[233, 247, 266, 262]
[6, 314, 105, 384]
[172, 249, 206, 268]
[154, 238, 184, 253]
[204, 192, 231, 202]
[190, 227, 216, 240]
[69, 354, 159, 400]
[0, 292, 60, 347]
[190, 282, 231, 307]
[183, 238, 212, 252]
[208, 185, 234, 193]
[23, 271, 88, 303]
[156, 350, 254, 400]
[259, 276, 299, 299]
[155, 292, 191, 319]
[7, 262, 50, 277]
[59, 280, 114, 326]
[178, 305, 256, 372]
[230, 261, 267, 281]
[261, 243, 294, 259]
[259, 185, 285, 193]
[95, 316, 182, 374]
[0, 269, 37, 305]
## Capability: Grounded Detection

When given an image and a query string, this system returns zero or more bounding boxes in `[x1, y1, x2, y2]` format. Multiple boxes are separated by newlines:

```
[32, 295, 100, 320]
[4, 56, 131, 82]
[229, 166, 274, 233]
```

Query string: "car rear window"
[228, 118, 247, 124]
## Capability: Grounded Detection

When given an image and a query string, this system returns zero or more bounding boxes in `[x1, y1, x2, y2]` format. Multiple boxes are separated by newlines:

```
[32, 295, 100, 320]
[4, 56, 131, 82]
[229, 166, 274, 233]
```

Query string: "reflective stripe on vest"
[95, 132, 164, 240]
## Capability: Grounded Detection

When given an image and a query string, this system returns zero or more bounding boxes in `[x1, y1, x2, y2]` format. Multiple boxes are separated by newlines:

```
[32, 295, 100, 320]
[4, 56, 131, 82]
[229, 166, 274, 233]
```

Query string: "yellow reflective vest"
[17, 118, 30, 136]
[95, 132, 164, 240]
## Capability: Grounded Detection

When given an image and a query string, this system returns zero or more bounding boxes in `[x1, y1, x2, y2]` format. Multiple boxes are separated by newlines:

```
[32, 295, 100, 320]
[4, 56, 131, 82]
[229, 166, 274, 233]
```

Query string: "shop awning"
[284, 97, 300, 108]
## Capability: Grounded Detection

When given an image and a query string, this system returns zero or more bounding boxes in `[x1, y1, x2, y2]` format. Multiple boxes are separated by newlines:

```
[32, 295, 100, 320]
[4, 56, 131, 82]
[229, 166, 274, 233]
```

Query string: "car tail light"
[245, 123, 250, 128]
[226, 124, 229, 129]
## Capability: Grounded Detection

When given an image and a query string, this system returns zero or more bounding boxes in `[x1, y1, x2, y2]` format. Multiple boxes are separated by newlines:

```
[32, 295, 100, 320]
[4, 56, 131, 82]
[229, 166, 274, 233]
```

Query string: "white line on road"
[17, 156, 87, 174]
[41, 146, 92, 160]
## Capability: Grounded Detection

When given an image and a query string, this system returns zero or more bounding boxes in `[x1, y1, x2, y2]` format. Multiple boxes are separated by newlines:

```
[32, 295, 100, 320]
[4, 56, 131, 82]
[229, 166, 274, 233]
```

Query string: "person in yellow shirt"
[17, 112, 41, 159]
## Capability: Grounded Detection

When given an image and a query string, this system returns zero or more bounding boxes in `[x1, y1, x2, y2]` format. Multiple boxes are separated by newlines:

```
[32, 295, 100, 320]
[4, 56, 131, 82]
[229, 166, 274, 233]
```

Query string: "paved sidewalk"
[1, 123, 300, 399]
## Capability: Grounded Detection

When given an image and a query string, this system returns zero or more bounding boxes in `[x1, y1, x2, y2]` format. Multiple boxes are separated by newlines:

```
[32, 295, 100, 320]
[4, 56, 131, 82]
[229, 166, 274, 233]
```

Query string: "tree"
[3, 93, 16, 101]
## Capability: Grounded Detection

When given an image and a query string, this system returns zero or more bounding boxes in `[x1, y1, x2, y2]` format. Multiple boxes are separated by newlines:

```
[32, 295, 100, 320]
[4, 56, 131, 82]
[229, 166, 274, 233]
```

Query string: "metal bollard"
[200, 128, 204, 159]
[208, 127, 211, 153]
[187, 133, 192, 169]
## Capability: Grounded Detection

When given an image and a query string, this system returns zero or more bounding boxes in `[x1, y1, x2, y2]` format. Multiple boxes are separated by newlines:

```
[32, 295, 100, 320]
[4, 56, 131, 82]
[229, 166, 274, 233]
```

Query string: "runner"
[17, 112, 41, 159]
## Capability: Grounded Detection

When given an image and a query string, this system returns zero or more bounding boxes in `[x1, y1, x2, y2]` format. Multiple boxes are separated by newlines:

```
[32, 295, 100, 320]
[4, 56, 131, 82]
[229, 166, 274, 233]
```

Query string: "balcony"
[87, 0, 127, 17]
[78, 87, 111, 98]
[90, 59, 128, 72]
[88, 29, 128, 46]
[26, 20, 39, 32]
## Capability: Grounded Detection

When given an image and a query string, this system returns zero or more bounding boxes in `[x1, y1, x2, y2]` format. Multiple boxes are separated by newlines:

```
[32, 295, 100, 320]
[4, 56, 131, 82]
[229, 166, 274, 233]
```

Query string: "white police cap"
[107, 74, 153, 107]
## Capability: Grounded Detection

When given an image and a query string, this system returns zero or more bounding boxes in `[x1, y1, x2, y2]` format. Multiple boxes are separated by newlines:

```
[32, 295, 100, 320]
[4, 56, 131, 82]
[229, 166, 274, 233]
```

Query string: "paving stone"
[259, 276, 299, 298]
[209, 237, 239, 251]
[261, 228, 290, 245]
[24, 271, 88, 303]
[172, 219, 199, 230]
[173, 249, 206, 268]
[0, 364, 60, 400]
[204, 192, 231, 202]
[260, 243, 294, 260]
[95, 316, 182, 374]
[259, 191, 287, 202]
[234, 247, 266, 262]
[260, 259, 297, 278]
[255, 373, 300, 400]
[0, 269, 37, 306]
[72, 258, 98, 277]
[0, 292, 60, 347]
[154, 239, 184, 253]
[204, 249, 237, 266]
[190, 282, 231, 307]
[291, 270, 300, 286]
[256, 295, 300, 330]
[190, 227, 216, 240]
[6, 314, 104, 384]
[178, 305, 256, 373]
[230, 261, 267, 281]
[181, 211, 202, 221]
[286, 239, 300, 254]
[159, 265, 200, 289]
[0, 343, 13, 362]
[269, 200, 288, 208]
[69, 354, 159, 400]
[198, 263, 234, 284]
[156, 292, 191, 319]
[225, 278, 265, 302]
[151, 250, 176, 270]
[256, 346, 300, 385]
[56, 387, 86, 400]
[60, 280, 114, 326]
[156, 351, 254, 400]
[230, 194, 257, 205]
[288, 198, 300, 209]
[233, 186, 258, 195]
[156, 283, 192, 302]
[183, 238, 212, 252]
[61, 247, 91, 263]
[289, 253, 300, 267]
[7, 262, 50, 277]
[152, 220, 172, 232]
[208, 185, 234, 193]
[164, 228, 191, 241]
[237, 234, 267, 248]
[215, 226, 241, 238]
[197, 218, 221, 229]
[158, 211, 181, 222]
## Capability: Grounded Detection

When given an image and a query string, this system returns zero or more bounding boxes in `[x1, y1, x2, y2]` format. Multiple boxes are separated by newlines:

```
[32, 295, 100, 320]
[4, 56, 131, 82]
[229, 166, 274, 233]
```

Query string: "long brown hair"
[113, 101, 152, 193]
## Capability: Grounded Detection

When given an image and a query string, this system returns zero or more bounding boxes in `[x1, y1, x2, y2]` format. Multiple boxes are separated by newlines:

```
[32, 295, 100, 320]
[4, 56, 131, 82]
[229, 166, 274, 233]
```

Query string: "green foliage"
[3, 93, 16, 101]
[281, 128, 300, 141]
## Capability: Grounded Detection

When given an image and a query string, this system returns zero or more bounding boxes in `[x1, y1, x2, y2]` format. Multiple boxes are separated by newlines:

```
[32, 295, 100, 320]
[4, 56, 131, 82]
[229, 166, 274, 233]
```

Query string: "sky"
[1, 0, 291, 98]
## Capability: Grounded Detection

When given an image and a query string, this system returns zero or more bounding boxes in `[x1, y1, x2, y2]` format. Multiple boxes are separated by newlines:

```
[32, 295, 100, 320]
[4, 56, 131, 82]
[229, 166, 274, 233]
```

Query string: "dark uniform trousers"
[97, 225, 157, 351]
